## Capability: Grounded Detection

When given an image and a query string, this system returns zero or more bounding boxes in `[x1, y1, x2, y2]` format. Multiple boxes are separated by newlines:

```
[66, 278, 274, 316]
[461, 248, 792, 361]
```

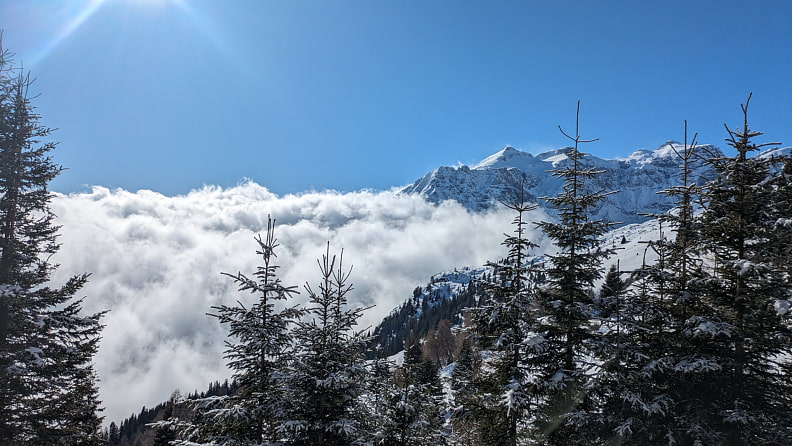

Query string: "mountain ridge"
[400, 142, 723, 224]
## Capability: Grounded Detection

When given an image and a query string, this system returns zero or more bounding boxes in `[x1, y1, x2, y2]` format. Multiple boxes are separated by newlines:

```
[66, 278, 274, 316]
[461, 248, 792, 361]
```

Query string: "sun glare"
[125, 0, 182, 8]
[27, 0, 107, 67]
[26, 0, 192, 67]
[24, 0, 245, 81]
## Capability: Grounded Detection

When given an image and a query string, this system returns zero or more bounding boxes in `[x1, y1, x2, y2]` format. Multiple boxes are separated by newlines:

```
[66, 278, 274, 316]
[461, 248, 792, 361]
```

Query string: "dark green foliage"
[131, 99, 792, 446]
[280, 244, 372, 445]
[590, 125, 711, 444]
[459, 193, 540, 446]
[0, 36, 105, 444]
[691, 95, 792, 444]
[377, 342, 446, 446]
[591, 102, 792, 445]
[600, 263, 626, 300]
[167, 218, 302, 445]
[108, 422, 120, 445]
[598, 263, 627, 320]
[768, 157, 792, 279]
[120, 381, 236, 446]
[529, 102, 616, 444]
[369, 279, 481, 359]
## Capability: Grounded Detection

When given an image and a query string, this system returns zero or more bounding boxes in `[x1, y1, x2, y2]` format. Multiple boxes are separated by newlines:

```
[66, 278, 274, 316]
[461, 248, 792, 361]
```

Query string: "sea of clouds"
[48, 182, 550, 425]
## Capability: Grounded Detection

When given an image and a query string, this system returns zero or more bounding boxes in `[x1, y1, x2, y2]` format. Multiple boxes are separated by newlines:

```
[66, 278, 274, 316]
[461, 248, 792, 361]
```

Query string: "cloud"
[48, 182, 549, 424]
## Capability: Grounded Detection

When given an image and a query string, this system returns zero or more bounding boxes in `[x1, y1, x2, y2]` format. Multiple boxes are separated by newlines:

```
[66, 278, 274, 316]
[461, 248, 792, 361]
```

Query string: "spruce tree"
[530, 102, 615, 444]
[460, 193, 540, 446]
[166, 217, 302, 445]
[591, 126, 713, 444]
[766, 156, 792, 294]
[597, 262, 626, 321]
[449, 336, 481, 445]
[692, 95, 792, 444]
[108, 421, 120, 446]
[377, 342, 446, 446]
[0, 35, 105, 444]
[279, 244, 371, 445]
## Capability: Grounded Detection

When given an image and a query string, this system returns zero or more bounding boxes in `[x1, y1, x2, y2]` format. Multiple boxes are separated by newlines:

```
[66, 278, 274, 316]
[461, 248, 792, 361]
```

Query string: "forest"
[1, 36, 791, 446]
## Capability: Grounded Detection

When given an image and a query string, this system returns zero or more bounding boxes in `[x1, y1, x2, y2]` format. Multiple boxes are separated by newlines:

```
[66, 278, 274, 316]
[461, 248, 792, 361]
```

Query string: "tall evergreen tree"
[766, 156, 792, 295]
[449, 336, 481, 445]
[107, 421, 120, 446]
[0, 35, 105, 445]
[591, 125, 713, 444]
[459, 192, 540, 446]
[692, 95, 792, 444]
[530, 102, 615, 444]
[280, 244, 371, 445]
[167, 217, 302, 445]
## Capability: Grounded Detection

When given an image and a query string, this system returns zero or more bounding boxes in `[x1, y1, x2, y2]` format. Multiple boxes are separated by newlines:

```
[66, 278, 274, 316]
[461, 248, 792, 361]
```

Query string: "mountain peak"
[622, 141, 688, 165]
[401, 140, 722, 223]
[473, 146, 537, 170]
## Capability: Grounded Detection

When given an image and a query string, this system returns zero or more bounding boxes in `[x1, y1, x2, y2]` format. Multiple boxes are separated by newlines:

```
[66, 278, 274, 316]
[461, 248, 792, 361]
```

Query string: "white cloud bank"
[48, 182, 549, 424]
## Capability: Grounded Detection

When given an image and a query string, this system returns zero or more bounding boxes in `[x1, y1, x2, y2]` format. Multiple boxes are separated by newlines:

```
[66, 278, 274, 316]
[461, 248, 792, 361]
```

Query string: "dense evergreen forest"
[1, 33, 790, 445]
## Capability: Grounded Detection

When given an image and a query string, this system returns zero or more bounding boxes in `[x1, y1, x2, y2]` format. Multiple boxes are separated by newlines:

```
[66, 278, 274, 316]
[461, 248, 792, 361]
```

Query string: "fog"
[47, 182, 550, 424]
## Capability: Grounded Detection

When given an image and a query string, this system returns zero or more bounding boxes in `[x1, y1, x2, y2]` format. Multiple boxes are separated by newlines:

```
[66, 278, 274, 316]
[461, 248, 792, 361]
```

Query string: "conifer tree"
[767, 156, 792, 292]
[108, 421, 120, 446]
[167, 217, 302, 445]
[279, 244, 371, 445]
[449, 336, 481, 445]
[591, 125, 712, 444]
[599, 263, 625, 301]
[692, 95, 792, 444]
[530, 102, 615, 444]
[597, 262, 627, 322]
[377, 342, 446, 446]
[0, 35, 105, 444]
[460, 193, 540, 446]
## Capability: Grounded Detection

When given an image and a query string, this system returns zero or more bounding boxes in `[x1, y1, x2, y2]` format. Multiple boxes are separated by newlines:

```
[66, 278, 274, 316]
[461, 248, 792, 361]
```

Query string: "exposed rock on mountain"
[401, 142, 721, 224]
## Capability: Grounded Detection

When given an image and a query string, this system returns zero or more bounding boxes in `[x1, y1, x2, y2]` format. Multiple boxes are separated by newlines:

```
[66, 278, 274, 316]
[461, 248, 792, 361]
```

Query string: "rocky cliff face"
[400, 142, 720, 225]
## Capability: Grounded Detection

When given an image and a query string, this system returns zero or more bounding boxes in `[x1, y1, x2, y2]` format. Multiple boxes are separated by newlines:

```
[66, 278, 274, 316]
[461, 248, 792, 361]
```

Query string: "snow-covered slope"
[401, 142, 720, 225]
[369, 217, 666, 355]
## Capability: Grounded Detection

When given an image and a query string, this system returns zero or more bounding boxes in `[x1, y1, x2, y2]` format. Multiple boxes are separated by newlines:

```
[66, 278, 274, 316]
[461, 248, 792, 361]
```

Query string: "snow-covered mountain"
[381, 142, 792, 348]
[400, 142, 720, 225]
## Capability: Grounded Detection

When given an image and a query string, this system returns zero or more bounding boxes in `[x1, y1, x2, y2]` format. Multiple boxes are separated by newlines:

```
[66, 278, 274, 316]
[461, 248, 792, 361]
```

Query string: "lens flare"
[24, 0, 245, 77]
[27, 0, 108, 67]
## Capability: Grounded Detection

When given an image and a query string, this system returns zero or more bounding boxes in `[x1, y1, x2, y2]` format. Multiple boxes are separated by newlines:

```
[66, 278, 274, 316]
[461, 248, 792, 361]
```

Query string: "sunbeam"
[26, 0, 108, 67]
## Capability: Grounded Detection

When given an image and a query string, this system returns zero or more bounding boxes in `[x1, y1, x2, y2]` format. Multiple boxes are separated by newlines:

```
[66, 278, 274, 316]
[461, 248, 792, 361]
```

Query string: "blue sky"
[2, 0, 790, 196]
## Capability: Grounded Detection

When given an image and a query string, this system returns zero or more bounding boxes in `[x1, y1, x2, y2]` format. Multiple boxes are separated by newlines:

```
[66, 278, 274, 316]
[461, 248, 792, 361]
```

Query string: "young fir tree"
[529, 102, 615, 444]
[107, 421, 120, 446]
[457, 192, 540, 446]
[165, 217, 302, 445]
[692, 95, 792, 444]
[590, 125, 715, 444]
[597, 262, 627, 322]
[0, 36, 105, 445]
[377, 341, 446, 446]
[449, 336, 481, 445]
[279, 244, 371, 445]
